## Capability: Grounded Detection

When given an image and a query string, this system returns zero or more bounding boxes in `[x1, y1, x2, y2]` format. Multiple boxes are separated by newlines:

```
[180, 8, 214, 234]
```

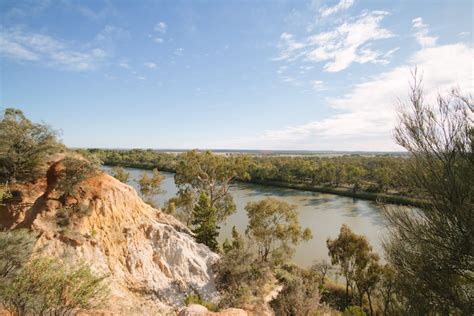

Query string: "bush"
[270, 263, 320, 316]
[0, 257, 109, 315]
[0, 183, 12, 203]
[0, 229, 36, 279]
[56, 156, 100, 201]
[184, 291, 217, 311]
[0, 108, 62, 183]
[343, 306, 367, 316]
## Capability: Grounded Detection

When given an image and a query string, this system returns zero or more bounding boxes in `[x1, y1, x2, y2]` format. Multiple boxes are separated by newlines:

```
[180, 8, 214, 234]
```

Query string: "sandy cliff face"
[0, 160, 219, 315]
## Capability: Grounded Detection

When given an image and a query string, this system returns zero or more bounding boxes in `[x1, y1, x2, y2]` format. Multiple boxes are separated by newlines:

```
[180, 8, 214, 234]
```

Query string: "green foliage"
[270, 263, 321, 316]
[0, 108, 62, 182]
[175, 150, 251, 223]
[384, 77, 474, 314]
[327, 224, 380, 313]
[0, 182, 12, 203]
[0, 257, 109, 315]
[84, 147, 414, 203]
[165, 188, 195, 225]
[0, 229, 36, 279]
[0, 230, 109, 315]
[214, 226, 272, 309]
[184, 291, 217, 311]
[245, 197, 312, 263]
[191, 193, 219, 251]
[111, 166, 130, 183]
[56, 156, 101, 201]
[343, 306, 367, 316]
[138, 168, 164, 206]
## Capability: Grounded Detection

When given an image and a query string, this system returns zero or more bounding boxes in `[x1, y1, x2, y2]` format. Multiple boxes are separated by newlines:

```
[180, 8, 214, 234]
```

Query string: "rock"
[0, 160, 219, 315]
[178, 304, 249, 316]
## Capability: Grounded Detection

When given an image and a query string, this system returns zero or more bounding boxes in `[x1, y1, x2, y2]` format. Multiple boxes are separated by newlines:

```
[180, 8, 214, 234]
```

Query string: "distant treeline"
[77, 148, 423, 205]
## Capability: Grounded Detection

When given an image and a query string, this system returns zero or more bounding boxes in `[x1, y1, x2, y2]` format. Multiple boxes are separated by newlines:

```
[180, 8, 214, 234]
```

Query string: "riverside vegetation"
[78, 146, 422, 207]
[1, 76, 472, 315]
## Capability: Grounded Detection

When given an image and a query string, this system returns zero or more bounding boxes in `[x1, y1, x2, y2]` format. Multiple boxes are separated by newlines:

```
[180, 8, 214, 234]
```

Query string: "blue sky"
[0, 0, 472, 150]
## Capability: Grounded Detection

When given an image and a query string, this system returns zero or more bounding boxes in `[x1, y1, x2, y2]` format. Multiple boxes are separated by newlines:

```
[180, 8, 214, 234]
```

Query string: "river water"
[103, 166, 389, 267]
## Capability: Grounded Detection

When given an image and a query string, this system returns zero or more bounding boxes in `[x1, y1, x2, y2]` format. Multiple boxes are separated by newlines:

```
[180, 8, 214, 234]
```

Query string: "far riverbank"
[103, 161, 425, 208]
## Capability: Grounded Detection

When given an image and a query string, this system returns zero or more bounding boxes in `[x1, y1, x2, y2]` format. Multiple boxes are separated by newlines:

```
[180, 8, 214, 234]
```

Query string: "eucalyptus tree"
[175, 150, 252, 223]
[245, 197, 312, 263]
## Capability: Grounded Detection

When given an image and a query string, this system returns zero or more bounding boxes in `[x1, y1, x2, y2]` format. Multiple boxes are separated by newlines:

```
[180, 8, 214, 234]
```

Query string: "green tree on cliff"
[191, 192, 219, 251]
[0, 108, 62, 182]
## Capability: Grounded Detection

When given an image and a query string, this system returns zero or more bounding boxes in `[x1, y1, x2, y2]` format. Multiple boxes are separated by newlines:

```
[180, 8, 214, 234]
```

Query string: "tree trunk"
[367, 291, 374, 316]
[345, 279, 349, 308]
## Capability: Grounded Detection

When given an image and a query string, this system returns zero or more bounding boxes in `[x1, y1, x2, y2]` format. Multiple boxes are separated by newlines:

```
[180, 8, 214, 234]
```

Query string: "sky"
[0, 0, 472, 151]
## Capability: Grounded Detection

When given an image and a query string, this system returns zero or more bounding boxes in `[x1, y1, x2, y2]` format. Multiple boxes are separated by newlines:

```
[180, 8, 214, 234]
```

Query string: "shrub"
[184, 291, 217, 311]
[0, 229, 36, 279]
[0, 108, 62, 183]
[56, 156, 100, 201]
[0, 257, 109, 315]
[343, 306, 367, 316]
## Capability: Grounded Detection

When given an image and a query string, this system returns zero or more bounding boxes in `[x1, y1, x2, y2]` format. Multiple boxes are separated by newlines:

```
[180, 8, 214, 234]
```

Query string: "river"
[103, 166, 389, 267]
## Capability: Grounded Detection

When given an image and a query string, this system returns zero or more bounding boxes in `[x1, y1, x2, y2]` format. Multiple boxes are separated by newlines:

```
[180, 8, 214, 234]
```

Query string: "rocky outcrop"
[178, 304, 248, 316]
[1, 159, 219, 315]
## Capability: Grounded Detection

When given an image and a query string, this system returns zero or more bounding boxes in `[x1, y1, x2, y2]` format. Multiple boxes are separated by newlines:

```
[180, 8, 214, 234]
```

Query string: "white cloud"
[274, 32, 306, 61]
[154, 21, 167, 33]
[118, 62, 130, 69]
[0, 28, 109, 71]
[260, 42, 473, 150]
[319, 0, 354, 18]
[312, 80, 326, 91]
[153, 37, 164, 43]
[174, 47, 184, 56]
[144, 62, 157, 69]
[412, 17, 437, 48]
[275, 11, 395, 72]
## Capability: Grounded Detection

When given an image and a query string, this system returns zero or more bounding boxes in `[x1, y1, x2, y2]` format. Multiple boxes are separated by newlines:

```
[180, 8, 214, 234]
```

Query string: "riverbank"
[103, 162, 425, 207]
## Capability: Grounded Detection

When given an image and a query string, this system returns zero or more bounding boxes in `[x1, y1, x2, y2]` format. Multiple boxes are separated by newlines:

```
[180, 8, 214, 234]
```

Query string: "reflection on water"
[103, 166, 390, 267]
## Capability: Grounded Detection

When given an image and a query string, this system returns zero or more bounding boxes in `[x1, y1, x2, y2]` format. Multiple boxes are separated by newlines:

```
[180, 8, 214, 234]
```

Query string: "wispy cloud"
[144, 62, 157, 69]
[319, 0, 354, 18]
[412, 17, 437, 48]
[151, 21, 167, 44]
[154, 21, 167, 33]
[0, 28, 108, 71]
[261, 39, 473, 150]
[312, 80, 326, 91]
[118, 62, 130, 69]
[275, 10, 395, 72]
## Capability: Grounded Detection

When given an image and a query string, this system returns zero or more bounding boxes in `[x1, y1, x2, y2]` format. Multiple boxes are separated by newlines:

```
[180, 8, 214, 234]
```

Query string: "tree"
[138, 168, 164, 206]
[376, 264, 399, 315]
[0, 108, 62, 182]
[215, 226, 272, 309]
[191, 192, 219, 251]
[111, 166, 130, 183]
[311, 260, 333, 285]
[245, 197, 312, 263]
[327, 224, 372, 309]
[354, 253, 381, 316]
[175, 150, 251, 223]
[270, 264, 321, 316]
[384, 74, 473, 314]
[165, 188, 195, 226]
